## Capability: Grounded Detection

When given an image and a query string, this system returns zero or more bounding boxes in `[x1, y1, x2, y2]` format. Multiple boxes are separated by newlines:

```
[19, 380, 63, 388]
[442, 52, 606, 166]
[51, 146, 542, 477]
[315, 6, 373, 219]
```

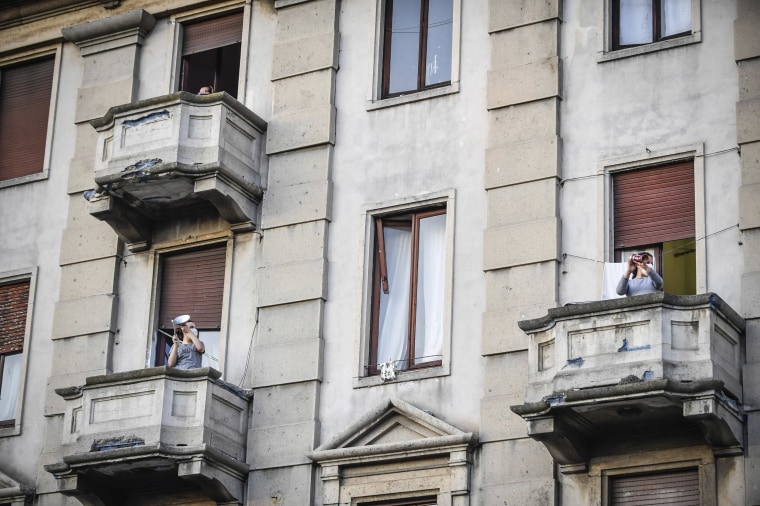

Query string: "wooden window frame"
[368, 207, 445, 375]
[611, 0, 692, 51]
[381, 0, 452, 99]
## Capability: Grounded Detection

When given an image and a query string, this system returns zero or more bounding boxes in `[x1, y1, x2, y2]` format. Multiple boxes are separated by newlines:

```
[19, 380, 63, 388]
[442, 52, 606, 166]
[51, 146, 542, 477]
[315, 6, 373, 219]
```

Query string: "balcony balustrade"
[511, 293, 746, 473]
[45, 367, 251, 505]
[85, 91, 266, 251]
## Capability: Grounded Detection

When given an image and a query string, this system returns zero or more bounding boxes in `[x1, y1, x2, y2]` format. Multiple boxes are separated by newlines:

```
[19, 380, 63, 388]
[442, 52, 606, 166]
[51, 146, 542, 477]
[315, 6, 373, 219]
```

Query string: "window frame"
[167, 2, 252, 103]
[592, 448, 715, 506]
[355, 190, 455, 388]
[0, 46, 61, 189]
[0, 268, 37, 438]
[598, 0, 701, 62]
[368, 0, 461, 110]
[599, 144, 706, 295]
[147, 238, 233, 375]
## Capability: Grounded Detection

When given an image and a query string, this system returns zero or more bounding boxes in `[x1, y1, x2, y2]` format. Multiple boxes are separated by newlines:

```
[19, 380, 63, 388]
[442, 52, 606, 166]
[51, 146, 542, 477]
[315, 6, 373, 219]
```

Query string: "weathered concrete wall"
[317, 0, 488, 456]
[559, 0, 742, 307]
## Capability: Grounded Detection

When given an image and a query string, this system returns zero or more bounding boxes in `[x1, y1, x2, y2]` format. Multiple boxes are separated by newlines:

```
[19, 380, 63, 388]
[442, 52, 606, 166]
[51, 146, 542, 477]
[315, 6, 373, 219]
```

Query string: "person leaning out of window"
[168, 317, 205, 369]
[616, 252, 663, 296]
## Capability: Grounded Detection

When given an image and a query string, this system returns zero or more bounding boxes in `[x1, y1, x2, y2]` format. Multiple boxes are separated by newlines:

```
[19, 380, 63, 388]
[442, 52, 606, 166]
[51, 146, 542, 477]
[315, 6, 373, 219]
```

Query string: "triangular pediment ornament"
[0, 468, 34, 505]
[310, 398, 477, 464]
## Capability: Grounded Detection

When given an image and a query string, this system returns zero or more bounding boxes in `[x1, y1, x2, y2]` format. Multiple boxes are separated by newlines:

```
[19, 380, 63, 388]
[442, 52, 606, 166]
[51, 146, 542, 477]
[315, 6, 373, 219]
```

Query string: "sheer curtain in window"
[0, 354, 22, 421]
[619, 0, 653, 45]
[377, 226, 412, 369]
[661, 0, 691, 37]
[414, 214, 446, 364]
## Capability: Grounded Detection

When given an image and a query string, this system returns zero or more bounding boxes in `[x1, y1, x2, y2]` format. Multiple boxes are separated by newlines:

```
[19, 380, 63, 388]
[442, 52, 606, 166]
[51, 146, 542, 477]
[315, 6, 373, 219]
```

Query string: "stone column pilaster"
[735, 1, 760, 502]
[37, 9, 155, 499]
[248, 0, 337, 503]
[480, 1, 562, 502]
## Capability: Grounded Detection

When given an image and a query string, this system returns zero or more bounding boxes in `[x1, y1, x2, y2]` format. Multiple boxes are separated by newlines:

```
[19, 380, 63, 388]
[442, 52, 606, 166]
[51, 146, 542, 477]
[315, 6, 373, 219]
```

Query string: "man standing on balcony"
[168, 318, 205, 369]
[616, 252, 664, 297]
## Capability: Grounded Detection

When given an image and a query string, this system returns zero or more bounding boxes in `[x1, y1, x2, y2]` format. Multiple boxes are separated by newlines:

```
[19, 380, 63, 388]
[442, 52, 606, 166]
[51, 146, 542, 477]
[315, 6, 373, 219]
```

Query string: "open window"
[380, 0, 454, 98]
[0, 273, 33, 436]
[155, 245, 227, 370]
[612, 160, 696, 295]
[369, 206, 446, 374]
[179, 11, 243, 98]
[0, 55, 55, 182]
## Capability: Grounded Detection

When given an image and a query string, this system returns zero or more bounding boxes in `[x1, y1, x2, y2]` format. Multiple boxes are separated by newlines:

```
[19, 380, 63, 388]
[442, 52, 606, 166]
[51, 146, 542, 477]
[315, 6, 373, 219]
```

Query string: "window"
[612, 160, 696, 295]
[0, 56, 55, 181]
[369, 206, 446, 375]
[612, 0, 692, 50]
[155, 245, 226, 370]
[180, 12, 243, 98]
[360, 497, 437, 506]
[609, 468, 699, 505]
[0, 279, 30, 428]
[381, 0, 453, 98]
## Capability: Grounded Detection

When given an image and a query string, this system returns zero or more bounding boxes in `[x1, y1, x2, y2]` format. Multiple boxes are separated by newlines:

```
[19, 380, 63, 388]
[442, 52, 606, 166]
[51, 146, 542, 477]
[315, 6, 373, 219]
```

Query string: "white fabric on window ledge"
[602, 262, 628, 300]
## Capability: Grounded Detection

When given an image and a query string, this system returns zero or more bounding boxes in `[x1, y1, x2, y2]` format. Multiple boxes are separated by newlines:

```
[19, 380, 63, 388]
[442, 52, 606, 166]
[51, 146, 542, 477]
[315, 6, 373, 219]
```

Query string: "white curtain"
[414, 214, 446, 364]
[619, 0, 653, 45]
[377, 226, 412, 370]
[0, 353, 22, 421]
[661, 0, 691, 37]
[201, 330, 220, 370]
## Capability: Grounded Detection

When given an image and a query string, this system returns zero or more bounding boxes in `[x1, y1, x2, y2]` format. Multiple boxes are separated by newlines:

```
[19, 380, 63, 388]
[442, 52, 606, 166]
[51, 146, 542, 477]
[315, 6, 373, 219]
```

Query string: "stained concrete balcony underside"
[44, 367, 252, 506]
[85, 92, 267, 252]
[512, 293, 746, 473]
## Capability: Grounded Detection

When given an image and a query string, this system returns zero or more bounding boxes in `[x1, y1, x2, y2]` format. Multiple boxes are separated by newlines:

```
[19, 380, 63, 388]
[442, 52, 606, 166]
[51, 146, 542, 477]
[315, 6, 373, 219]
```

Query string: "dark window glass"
[382, 0, 453, 98]
[180, 12, 243, 97]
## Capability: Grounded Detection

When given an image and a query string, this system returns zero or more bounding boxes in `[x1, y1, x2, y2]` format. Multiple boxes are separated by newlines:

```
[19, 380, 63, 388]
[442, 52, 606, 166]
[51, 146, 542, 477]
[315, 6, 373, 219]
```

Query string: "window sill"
[0, 170, 49, 190]
[598, 32, 701, 63]
[353, 363, 450, 389]
[366, 82, 460, 111]
[0, 423, 21, 438]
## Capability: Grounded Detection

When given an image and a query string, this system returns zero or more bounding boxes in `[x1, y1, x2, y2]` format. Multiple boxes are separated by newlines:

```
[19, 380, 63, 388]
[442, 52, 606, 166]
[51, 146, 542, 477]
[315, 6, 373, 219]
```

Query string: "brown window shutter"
[182, 12, 244, 56]
[0, 56, 55, 181]
[158, 245, 226, 330]
[613, 160, 695, 249]
[0, 280, 30, 355]
[610, 468, 699, 505]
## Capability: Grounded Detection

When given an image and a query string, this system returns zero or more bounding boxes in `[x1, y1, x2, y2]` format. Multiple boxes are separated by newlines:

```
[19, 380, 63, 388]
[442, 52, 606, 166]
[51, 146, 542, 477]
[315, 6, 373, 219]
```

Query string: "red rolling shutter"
[613, 160, 695, 249]
[0, 280, 30, 355]
[0, 56, 55, 181]
[610, 469, 699, 505]
[158, 245, 226, 330]
[182, 12, 244, 56]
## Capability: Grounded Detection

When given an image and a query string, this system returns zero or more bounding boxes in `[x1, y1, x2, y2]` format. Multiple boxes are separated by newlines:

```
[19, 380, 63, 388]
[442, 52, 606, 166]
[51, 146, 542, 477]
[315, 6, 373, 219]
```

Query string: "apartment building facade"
[0, 0, 758, 504]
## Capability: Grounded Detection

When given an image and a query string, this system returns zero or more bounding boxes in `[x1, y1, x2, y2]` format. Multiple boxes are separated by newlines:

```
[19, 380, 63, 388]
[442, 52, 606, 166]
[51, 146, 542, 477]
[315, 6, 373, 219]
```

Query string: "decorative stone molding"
[61, 9, 155, 56]
[310, 398, 477, 506]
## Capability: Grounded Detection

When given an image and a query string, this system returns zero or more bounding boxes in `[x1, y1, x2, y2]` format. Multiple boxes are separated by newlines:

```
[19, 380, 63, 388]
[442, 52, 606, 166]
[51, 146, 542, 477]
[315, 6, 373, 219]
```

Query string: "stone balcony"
[45, 367, 251, 505]
[511, 293, 746, 473]
[85, 91, 267, 251]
